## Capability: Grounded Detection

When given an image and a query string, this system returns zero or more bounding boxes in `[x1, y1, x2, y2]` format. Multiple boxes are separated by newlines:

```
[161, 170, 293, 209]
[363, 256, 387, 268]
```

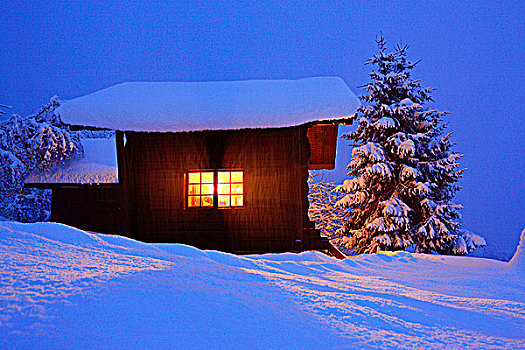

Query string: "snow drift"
[0, 222, 523, 349]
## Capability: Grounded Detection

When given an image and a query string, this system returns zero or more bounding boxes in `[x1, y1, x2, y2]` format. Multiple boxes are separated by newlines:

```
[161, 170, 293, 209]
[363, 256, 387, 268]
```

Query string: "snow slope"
[507, 229, 525, 273]
[0, 222, 523, 349]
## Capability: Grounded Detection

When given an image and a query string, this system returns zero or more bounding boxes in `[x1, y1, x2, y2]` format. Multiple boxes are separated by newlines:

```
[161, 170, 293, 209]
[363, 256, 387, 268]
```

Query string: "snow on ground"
[0, 222, 523, 349]
[507, 229, 525, 273]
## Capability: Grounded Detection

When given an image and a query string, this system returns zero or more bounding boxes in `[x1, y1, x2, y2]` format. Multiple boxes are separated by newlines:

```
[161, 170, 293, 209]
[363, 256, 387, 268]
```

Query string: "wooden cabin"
[27, 77, 359, 253]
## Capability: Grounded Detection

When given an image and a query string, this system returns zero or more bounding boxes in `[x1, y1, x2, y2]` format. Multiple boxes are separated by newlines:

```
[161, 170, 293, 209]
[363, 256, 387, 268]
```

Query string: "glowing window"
[187, 170, 244, 208]
[218, 171, 243, 208]
[187, 171, 214, 207]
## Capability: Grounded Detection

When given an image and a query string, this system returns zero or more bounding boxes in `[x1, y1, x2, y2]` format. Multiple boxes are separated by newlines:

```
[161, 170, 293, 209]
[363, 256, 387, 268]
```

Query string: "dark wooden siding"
[307, 124, 339, 170]
[117, 127, 322, 252]
[50, 184, 120, 234]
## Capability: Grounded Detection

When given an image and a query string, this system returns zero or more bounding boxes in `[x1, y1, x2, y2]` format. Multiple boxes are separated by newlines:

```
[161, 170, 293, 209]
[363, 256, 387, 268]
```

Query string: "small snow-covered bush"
[2, 188, 51, 223]
[0, 99, 82, 222]
[1, 97, 83, 171]
[0, 148, 25, 194]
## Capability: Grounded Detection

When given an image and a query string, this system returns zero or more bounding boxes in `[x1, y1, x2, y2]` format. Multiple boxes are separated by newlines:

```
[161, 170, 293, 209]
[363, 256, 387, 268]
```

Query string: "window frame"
[185, 169, 245, 210]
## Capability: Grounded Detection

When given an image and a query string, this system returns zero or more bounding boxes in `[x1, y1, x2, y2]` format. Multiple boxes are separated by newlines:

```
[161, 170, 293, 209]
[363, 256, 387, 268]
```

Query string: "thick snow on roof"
[56, 77, 360, 132]
[26, 137, 118, 184]
[1, 222, 524, 348]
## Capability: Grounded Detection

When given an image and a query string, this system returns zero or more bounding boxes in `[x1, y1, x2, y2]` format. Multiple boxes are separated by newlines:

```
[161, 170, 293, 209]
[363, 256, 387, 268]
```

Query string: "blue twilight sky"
[1, 0, 523, 259]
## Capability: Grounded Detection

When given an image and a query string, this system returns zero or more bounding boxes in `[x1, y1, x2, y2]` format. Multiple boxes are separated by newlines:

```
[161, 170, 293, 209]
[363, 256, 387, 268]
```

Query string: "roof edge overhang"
[25, 182, 119, 189]
[65, 113, 358, 134]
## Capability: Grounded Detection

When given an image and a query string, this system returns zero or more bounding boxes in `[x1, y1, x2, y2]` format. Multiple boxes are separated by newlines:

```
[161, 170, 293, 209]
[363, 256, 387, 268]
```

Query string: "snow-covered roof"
[56, 77, 359, 132]
[26, 137, 118, 185]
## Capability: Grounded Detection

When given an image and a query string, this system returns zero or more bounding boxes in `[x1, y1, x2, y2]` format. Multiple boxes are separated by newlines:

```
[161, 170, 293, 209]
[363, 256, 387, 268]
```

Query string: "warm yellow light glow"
[218, 184, 230, 194]
[231, 183, 243, 194]
[231, 171, 243, 183]
[188, 184, 200, 195]
[187, 171, 214, 207]
[217, 170, 243, 208]
[218, 195, 230, 207]
[232, 195, 243, 206]
[188, 196, 200, 207]
[187, 170, 243, 208]
[201, 172, 214, 183]
[188, 173, 200, 184]
[202, 196, 213, 207]
[218, 171, 230, 183]
[201, 184, 214, 195]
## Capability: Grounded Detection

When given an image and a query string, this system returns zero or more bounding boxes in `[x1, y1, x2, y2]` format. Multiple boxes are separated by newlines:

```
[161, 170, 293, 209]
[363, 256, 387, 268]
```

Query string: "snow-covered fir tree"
[308, 173, 346, 239]
[335, 37, 485, 255]
[0, 98, 83, 222]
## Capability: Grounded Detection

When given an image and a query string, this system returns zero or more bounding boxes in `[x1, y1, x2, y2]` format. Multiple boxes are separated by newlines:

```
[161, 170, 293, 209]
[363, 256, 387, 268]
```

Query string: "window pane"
[231, 183, 243, 194]
[218, 184, 230, 194]
[218, 171, 230, 184]
[188, 184, 200, 195]
[201, 184, 214, 195]
[231, 195, 243, 206]
[202, 195, 213, 207]
[201, 172, 214, 183]
[231, 171, 243, 183]
[188, 172, 201, 184]
[188, 196, 200, 207]
[187, 170, 243, 208]
[218, 195, 230, 207]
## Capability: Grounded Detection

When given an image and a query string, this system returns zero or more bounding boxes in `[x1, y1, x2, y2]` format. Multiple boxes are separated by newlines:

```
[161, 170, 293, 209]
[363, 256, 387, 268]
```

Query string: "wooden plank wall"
[118, 126, 322, 252]
[51, 184, 120, 234]
[307, 124, 339, 170]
